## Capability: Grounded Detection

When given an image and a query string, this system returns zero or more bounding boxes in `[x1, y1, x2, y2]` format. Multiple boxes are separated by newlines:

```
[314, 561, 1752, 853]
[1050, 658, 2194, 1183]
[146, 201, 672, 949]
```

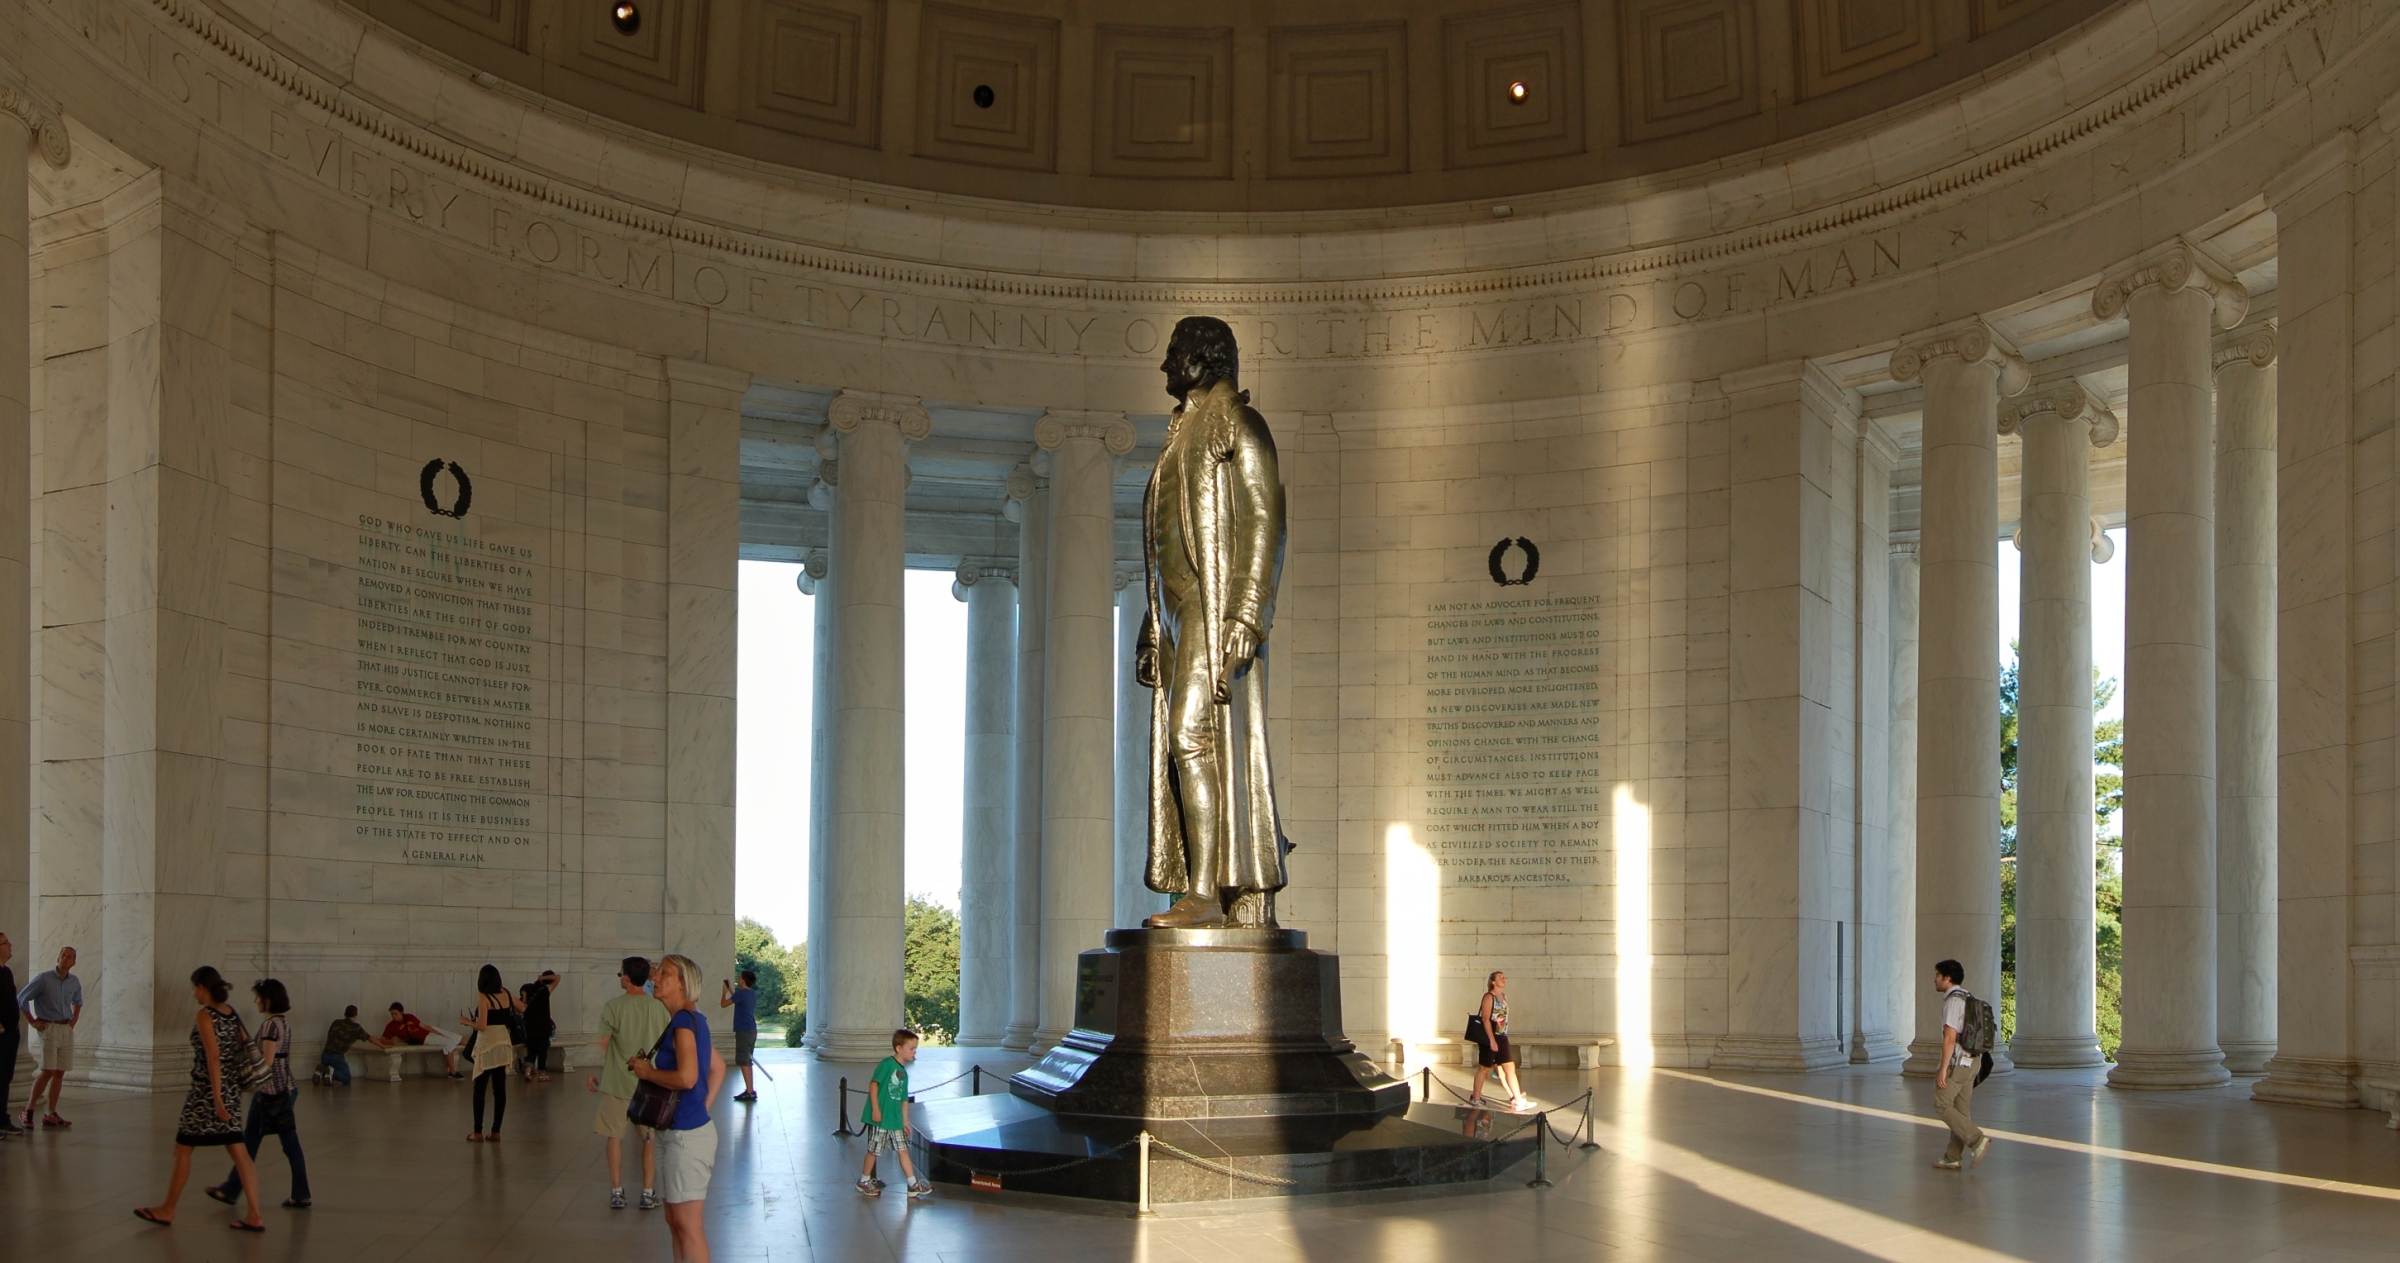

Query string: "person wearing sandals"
[629, 954, 726, 1263]
[1469, 969, 1530, 1112]
[207, 979, 310, 1210]
[466, 965, 518, 1141]
[134, 966, 266, 1233]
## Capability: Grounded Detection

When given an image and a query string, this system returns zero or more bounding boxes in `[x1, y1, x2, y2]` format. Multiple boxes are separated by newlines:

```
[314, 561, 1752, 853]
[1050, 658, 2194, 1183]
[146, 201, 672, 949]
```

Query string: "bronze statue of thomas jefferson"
[1137, 317, 1290, 930]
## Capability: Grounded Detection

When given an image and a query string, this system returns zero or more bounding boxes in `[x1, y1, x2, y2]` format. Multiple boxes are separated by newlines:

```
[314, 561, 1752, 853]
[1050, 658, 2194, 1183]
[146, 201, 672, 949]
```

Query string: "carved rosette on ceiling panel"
[1796, 0, 1938, 98]
[1267, 22, 1410, 178]
[739, 0, 883, 148]
[1093, 26, 1234, 180]
[562, 0, 707, 107]
[1442, 2, 1586, 168]
[1619, 0, 1761, 142]
[916, 3, 1060, 172]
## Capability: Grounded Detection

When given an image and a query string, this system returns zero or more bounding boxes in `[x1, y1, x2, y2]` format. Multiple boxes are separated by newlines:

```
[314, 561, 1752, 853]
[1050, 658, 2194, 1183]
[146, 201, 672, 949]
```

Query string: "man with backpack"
[1932, 959, 1994, 1171]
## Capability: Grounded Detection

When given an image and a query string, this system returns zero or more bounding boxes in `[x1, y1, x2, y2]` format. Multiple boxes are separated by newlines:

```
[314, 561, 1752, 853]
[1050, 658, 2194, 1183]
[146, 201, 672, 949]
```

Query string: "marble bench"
[372, 1044, 455, 1082]
[2360, 1077, 2400, 1129]
[1387, 1035, 1618, 1071]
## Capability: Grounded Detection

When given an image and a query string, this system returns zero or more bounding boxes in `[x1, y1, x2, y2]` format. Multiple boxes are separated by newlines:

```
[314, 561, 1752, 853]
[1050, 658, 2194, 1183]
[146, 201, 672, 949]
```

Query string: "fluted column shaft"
[2010, 390, 2113, 1067]
[954, 566, 1017, 1047]
[1034, 416, 1131, 1051]
[817, 395, 923, 1062]
[1004, 473, 1049, 1051]
[800, 552, 833, 1047]
[1885, 542, 1922, 1061]
[2216, 331, 2278, 1075]
[0, 96, 36, 957]
[2105, 242, 2244, 1089]
[1895, 323, 2023, 1077]
[1114, 579, 1159, 929]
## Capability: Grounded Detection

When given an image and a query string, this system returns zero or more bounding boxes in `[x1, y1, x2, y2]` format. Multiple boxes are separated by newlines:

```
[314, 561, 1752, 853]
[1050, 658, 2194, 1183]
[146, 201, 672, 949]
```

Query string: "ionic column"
[1034, 414, 1135, 1052]
[0, 71, 68, 1003]
[2003, 384, 2118, 1068]
[2098, 239, 2247, 1090]
[816, 391, 928, 1063]
[1890, 320, 2027, 1077]
[1003, 466, 1049, 1051]
[2215, 327, 2278, 1075]
[1885, 540, 1922, 1060]
[954, 561, 1017, 1047]
[1114, 571, 1159, 929]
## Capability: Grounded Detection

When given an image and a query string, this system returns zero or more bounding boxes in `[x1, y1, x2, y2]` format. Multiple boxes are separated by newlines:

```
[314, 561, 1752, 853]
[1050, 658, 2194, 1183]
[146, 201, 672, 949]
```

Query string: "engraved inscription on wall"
[1416, 593, 1603, 887]
[349, 515, 549, 868]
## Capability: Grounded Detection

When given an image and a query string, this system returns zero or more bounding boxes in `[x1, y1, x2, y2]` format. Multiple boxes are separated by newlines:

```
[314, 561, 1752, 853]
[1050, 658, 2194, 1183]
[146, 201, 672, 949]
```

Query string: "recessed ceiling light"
[1508, 80, 1529, 103]
[611, 1, 639, 35]
[973, 84, 996, 109]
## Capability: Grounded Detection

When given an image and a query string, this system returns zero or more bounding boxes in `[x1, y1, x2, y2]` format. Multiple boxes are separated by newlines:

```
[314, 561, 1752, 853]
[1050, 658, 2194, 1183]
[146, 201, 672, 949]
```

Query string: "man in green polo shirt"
[587, 956, 671, 1210]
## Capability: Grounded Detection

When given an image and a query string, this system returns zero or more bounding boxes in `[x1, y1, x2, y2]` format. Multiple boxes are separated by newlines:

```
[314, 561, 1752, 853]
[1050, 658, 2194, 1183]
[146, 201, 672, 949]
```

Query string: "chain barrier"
[1144, 1111, 1552, 1193]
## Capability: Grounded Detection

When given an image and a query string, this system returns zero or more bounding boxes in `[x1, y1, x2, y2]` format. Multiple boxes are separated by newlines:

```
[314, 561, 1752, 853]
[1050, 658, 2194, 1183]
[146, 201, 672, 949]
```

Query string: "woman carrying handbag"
[133, 966, 266, 1232]
[1467, 969, 1530, 1112]
[628, 954, 725, 1263]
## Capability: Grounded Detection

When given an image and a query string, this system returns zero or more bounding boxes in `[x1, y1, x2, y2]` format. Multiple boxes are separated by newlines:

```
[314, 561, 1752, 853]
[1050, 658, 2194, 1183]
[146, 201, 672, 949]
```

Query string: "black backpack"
[1951, 987, 1997, 1085]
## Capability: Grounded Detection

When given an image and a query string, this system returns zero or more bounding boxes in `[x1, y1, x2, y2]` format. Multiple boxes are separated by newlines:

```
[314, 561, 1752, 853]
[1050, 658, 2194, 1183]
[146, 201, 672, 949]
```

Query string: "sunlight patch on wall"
[1614, 784, 1654, 1068]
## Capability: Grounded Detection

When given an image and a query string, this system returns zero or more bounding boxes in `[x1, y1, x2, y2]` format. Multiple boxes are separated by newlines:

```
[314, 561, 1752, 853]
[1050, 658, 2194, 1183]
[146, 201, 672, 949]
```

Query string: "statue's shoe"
[1143, 895, 1226, 929]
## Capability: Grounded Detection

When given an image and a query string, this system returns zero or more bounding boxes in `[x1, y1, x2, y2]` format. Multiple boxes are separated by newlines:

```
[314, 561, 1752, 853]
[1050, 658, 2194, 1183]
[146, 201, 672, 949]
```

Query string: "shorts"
[1477, 1033, 1513, 1068]
[595, 1095, 642, 1141]
[38, 1023, 74, 1072]
[864, 1127, 906, 1157]
[734, 1029, 756, 1067]
[655, 1120, 718, 1203]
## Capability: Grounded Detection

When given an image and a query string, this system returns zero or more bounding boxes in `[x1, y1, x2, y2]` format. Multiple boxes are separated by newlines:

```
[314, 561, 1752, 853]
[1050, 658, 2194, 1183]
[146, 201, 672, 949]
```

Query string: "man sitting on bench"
[383, 1002, 465, 1078]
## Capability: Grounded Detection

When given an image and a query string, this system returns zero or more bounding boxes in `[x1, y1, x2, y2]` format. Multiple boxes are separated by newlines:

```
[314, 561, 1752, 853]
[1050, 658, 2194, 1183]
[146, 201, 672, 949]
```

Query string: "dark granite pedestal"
[916, 928, 1524, 1203]
[1009, 927, 1410, 1119]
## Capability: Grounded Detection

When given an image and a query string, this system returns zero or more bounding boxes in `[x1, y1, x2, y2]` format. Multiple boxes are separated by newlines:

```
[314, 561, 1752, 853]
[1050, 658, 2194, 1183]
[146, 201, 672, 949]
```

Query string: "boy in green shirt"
[856, 1028, 929, 1199]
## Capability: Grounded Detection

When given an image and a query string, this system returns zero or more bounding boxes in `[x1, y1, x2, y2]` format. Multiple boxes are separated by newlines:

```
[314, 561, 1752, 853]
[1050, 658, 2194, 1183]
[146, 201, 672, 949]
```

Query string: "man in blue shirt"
[719, 971, 760, 1103]
[16, 945, 83, 1129]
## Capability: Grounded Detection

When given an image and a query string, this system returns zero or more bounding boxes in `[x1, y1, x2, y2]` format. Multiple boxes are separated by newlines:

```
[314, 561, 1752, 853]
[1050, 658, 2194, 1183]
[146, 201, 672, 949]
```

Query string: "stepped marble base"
[916, 1094, 1541, 1203]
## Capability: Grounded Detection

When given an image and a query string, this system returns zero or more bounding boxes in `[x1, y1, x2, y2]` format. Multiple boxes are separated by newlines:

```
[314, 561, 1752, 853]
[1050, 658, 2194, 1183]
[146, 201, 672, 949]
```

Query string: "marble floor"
[4, 1047, 2400, 1261]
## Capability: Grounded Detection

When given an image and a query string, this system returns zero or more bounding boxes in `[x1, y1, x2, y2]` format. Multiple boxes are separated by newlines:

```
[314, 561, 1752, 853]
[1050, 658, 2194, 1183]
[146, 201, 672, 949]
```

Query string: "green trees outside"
[734, 917, 806, 1042]
[742, 901, 962, 1048]
[1995, 645, 2128, 1059]
[904, 897, 963, 1045]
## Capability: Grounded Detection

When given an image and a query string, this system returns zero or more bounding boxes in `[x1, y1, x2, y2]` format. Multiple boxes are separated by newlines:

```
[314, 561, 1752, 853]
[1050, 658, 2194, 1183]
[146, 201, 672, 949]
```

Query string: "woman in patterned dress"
[133, 965, 265, 1231]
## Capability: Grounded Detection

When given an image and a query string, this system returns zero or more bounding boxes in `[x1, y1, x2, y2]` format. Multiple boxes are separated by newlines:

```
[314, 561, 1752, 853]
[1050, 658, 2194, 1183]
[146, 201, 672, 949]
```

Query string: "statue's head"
[1162, 316, 1239, 404]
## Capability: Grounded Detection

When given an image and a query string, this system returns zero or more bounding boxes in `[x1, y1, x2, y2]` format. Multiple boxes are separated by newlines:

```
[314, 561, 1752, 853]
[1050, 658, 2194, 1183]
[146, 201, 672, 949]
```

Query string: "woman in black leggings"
[466, 965, 518, 1141]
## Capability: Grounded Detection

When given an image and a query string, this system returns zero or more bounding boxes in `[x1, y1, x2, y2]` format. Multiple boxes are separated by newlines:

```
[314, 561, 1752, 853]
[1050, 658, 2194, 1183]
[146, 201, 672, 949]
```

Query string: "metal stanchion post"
[1526, 1112, 1553, 1189]
[1420, 1066, 1429, 1102]
[1579, 1092, 1599, 1150]
[972, 1065, 981, 1096]
[1137, 1129, 1154, 1216]
[832, 1076, 853, 1136]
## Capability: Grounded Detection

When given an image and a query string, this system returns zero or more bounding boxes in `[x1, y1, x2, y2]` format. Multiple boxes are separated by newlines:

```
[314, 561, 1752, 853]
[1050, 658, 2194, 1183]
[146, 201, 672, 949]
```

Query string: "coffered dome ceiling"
[337, 0, 2117, 214]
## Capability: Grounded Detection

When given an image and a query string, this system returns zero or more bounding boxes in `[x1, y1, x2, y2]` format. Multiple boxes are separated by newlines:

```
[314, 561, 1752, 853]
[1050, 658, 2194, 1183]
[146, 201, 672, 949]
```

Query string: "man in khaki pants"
[1931, 959, 1990, 1171]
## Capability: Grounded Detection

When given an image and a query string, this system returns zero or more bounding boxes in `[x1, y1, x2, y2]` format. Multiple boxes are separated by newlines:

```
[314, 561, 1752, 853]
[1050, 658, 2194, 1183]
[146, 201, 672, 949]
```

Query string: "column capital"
[827, 390, 933, 441]
[1115, 567, 1143, 592]
[953, 558, 1016, 600]
[2090, 518, 2115, 564]
[2000, 381, 2118, 448]
[1888, 319, 2029, 397]
[2091, 237, 2248, 329]
[2213, 325, 2278, 374]
[1035, 411, 1137, 455]
[797, 549, 829, 594]
[1889, 539, 1920, 559]
[0, 67, 71, 168]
